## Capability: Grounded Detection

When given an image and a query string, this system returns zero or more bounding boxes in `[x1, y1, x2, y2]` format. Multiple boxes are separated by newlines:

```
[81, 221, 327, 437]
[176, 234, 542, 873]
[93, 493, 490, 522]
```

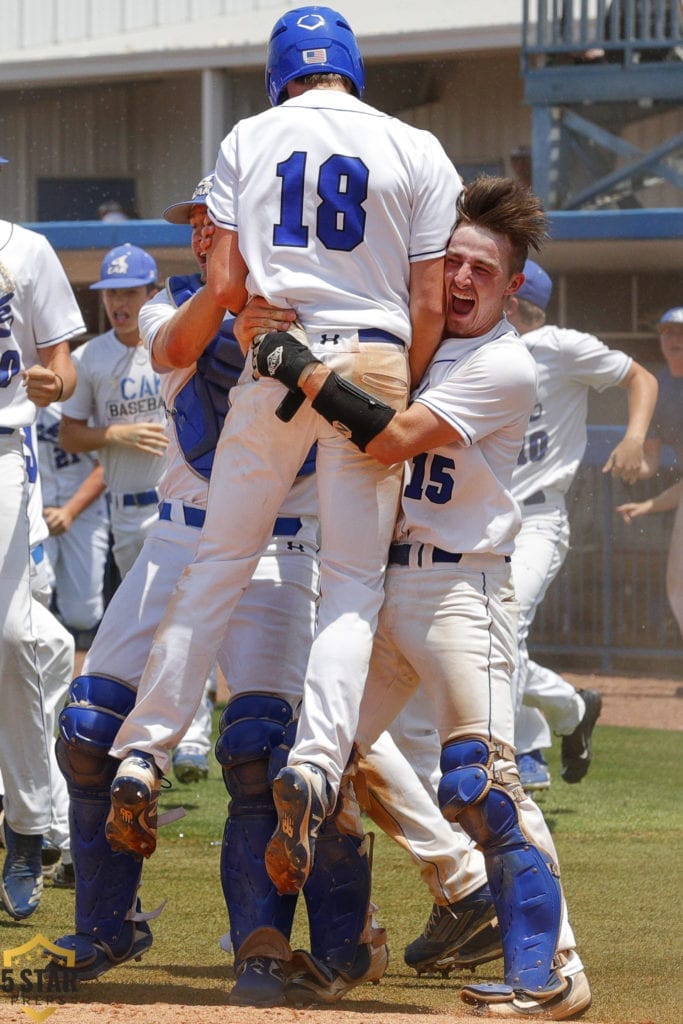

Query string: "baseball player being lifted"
[253, 177, 592, 1020]
[0, 153, 84, 920]
[105, 6, 462, 898]
[505, 261, 658, 790]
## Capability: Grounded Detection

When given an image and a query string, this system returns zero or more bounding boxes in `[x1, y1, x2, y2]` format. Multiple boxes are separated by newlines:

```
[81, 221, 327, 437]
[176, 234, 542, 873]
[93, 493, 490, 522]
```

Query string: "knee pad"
[437, 737, 522, 846]
[303, 816, 372, 976]
[438, 737, 563, 993]
[58, 674, 137, 794]
[215, 692, 294, 806]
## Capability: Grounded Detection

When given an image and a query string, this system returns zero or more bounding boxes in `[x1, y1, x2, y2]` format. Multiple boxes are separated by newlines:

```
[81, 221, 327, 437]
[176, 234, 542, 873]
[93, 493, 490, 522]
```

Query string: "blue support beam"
[22, 208, 683, 252]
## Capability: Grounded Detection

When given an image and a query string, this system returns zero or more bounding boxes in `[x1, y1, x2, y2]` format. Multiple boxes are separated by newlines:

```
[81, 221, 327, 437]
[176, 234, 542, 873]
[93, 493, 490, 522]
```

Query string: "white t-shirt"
[140, 286, 317, 517]
[396, 320, 538, 555]
[61, 328, 166, 495]
[207, 89, 461, 345]
[512, 325, 631, 501]
[0, 221, 85, 429]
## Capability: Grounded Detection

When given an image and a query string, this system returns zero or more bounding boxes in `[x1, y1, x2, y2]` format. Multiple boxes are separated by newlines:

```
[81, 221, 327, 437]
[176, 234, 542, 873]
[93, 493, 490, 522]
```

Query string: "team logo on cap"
[303, 48, 327, 64]
[297, 13, 326, 30]
[107, 254, 129, 276]
[192, 175, 214, 200]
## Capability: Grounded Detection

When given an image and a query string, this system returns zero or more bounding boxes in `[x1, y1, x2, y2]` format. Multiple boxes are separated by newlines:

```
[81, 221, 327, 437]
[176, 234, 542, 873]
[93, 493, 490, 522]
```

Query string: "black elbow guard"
[311, 372, 396, 451]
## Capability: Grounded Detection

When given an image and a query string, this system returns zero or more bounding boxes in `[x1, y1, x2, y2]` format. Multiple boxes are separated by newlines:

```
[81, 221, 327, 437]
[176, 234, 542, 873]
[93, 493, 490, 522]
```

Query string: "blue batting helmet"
[265, 6, 365, 107]
[517, 259, 553, 311]
[658, 307, 683, 326]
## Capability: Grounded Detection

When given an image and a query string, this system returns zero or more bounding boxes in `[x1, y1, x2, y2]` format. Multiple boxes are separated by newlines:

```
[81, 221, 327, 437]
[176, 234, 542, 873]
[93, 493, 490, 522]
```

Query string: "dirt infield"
[563, 670, 683, 731]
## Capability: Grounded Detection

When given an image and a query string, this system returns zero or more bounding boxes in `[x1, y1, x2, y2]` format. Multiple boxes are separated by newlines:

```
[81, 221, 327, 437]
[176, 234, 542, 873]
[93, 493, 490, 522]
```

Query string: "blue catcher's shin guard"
[303, 821, 372, 978]
[216, 694, 298, 956]
[438, 737, 563, 996]
[54, 675, 152, 977]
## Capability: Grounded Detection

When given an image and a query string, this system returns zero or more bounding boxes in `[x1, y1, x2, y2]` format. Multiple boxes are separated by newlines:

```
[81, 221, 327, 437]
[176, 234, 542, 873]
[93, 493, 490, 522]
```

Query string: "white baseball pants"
[354, 553, 578, 958]
[0, 432, 53, 834]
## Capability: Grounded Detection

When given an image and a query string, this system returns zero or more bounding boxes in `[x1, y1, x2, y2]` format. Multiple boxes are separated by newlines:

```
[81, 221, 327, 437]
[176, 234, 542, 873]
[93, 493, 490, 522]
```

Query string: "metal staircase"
[522, 1, 683, 209]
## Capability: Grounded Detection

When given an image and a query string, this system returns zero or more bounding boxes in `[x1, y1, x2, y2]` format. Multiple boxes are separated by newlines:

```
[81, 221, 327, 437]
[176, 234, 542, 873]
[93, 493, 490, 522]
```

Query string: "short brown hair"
[293, 72, 354, 93]
[456, 176, 547, 274]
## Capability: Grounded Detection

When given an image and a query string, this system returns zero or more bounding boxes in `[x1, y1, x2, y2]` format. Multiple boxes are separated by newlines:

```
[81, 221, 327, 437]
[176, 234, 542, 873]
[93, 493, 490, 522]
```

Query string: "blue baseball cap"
[90, 243, 158, 290]
[163, 173, 214, 224]
[517, 259, 553, 311]
[658, 307, 683, 326]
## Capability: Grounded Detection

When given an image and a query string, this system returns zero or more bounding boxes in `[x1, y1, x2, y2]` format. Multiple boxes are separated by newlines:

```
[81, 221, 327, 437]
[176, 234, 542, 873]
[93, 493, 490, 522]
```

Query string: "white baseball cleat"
[460, 968, 592, 1019]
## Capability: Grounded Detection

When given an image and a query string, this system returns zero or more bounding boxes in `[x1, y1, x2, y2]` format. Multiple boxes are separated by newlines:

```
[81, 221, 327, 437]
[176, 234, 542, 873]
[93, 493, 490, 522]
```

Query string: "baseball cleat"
[51, 920, 153, 981]
[0, 824, 43, 920]
[229, 957, 287, 1007]
[265, 764, 327, 895]
[106, 751, 160, 859]
[285, 940, 389, 1005]
[41, 839, 62, 871]
[404, 884, 501, 976]
[516, 749, 551, 792]
[51, 861, 76, 889]
[561, 689, 602, 784]
[172, 745, 210, 784]
[460, 969, 592, 1019]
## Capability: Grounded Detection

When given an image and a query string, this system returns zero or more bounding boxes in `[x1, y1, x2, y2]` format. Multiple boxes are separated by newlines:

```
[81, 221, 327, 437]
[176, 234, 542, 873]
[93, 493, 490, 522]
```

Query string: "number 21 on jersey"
[273, 151, 368, 252]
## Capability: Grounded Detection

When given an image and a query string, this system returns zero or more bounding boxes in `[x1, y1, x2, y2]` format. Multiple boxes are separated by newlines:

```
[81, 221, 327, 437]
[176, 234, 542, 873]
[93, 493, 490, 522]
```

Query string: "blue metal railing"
[523, 0, 683, 70]
[530, 426, 681, 670]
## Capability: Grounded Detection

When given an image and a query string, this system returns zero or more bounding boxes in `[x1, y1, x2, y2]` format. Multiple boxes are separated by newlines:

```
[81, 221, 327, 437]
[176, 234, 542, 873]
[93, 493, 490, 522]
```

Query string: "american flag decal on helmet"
[303, 48, 327, 64]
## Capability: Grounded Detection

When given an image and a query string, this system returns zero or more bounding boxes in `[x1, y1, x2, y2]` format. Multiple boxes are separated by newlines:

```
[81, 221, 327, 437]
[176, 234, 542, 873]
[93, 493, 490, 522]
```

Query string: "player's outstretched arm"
[150, 285, 229, 370]
[253, 332, 464, 465]
[602, 361, 658, 483]
[617, 479, 682, 523]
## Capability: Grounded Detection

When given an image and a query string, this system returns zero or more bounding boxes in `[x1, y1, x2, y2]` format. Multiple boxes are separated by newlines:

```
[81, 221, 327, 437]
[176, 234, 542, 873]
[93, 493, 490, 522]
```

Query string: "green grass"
[1, 720, 681, 1022]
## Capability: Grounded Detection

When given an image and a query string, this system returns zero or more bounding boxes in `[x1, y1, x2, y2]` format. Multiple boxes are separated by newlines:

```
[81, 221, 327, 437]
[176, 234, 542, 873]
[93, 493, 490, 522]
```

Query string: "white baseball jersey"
[512, 326, 631, 502]
[207, 89, 461, 345]
[61, 328, 166, 495]
[0, 221, 85, 429]
[397, 321, 538, 555]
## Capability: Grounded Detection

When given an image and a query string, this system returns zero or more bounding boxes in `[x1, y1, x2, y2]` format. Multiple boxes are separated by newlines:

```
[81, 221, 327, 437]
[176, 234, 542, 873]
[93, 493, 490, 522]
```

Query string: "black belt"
[389, 543, 511, 566]
[0, 427, 15, 435]
[121, 489, 160, 508]
[389, 543, 462, 566]
[522, 490, 546, 507]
